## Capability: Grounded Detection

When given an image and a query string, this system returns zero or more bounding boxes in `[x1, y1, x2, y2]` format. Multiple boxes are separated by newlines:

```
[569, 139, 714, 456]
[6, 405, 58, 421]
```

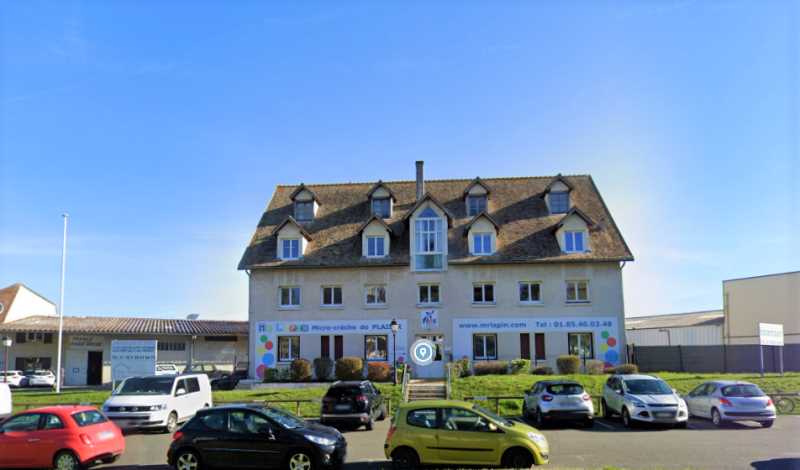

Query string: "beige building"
[0, 283, 248, 386]
[723, 271, 800, 345]
[626, 310, 724, 346]
[240, 162, 634, 379]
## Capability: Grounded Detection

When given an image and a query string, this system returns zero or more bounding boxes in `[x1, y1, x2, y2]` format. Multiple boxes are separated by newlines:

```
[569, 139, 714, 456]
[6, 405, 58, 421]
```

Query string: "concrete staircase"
[407, 379, 447, 401]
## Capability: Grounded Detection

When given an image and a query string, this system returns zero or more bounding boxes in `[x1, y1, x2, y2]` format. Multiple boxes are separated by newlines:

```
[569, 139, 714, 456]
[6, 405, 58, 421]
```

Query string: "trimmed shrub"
[510, 359, 531, 374]
[473, 360, 509, 376]
[335, 356, 364, 381]
[532, 365, 554, 375]
[556, 355, 581, 375]
[367, 362, 392, 382]
[290, 358, 312, 382]
[313, 357, 334, 381]
[262, 368, 282, 383]
[455, 357, 471, 377]
[614, 363, 639, 375]
[586, 359, 605, 375]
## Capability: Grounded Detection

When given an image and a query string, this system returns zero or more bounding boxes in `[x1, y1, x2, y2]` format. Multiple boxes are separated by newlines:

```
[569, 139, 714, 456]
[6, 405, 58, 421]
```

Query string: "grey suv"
[523, 380, 594, 427]
[602, 374, 688, 428]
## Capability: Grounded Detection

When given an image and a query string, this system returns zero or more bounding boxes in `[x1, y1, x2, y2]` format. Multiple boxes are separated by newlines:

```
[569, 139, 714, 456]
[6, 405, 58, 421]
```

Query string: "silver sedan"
[684, 381, 776, 427]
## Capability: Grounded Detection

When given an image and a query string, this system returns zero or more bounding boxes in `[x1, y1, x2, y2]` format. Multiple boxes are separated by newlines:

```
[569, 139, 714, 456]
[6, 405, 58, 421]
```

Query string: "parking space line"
[594, 419, 618, 430]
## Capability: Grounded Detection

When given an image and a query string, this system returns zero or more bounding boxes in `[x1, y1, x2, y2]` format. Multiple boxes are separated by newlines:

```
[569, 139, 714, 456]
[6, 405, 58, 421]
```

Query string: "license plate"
[97, 431, 115, 441]
[656, 412, 673, 418]
[335, 404, 350, 411]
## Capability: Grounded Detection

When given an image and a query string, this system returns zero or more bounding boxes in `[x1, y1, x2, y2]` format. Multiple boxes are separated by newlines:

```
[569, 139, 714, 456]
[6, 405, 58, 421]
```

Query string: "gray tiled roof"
[239, 175, 633, 270]
[0, 315, 248, 336]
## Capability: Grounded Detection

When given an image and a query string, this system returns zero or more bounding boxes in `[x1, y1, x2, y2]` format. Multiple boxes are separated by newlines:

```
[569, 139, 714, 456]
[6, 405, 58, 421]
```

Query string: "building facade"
[626, 310, 724, 346]
[241, 162, 634, 379]
[723, 271, 800, 345]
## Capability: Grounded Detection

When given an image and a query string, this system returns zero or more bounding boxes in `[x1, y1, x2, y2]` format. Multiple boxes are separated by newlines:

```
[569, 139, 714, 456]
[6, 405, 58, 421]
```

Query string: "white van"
[0, 383, 11, 420]
[102, 374, 212, 432]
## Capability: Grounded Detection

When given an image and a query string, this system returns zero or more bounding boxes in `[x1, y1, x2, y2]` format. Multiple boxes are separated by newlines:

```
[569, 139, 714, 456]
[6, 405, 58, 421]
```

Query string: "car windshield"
[473, 404, 514, 427]
[115, 377, 174, 395]
[547, 383, 584, 395]
[72, 410, 108, 427]
[261, 407, 305, 430]
[721, 384, 765, 397]
[34, 370, 51, 376]
[625, 379, 673, 395]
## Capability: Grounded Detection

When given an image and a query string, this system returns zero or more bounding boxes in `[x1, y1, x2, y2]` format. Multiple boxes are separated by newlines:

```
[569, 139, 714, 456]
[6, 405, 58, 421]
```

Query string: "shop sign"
[420, 309, 439, 330]
[69, 335, 103, 349]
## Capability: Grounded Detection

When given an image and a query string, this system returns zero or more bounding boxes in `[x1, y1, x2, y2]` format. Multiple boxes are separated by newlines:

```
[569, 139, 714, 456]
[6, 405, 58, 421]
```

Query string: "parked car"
[168, 404, 346, 470]
[523, 380, 594, 427]
[25, 369, 56, 388]
[0, 405, 125, 470]
[0, 370, 25, 387]
[103, 374, 212, 432]
[320, 380, 387, 430]
[156, 364, 180, 376]
[0, 383, 11, 420]
[210, 365, 248, 391]
[602, 374, 688, 428]
[385, 400, 549, 469]
[186, 363, 226, 381]
[684, 381, 776, 428]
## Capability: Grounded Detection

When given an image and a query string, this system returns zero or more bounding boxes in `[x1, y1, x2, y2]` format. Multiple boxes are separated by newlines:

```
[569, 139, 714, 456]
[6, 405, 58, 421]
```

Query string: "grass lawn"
[450, 372, 800, 416]
[10, 372, 798, 417]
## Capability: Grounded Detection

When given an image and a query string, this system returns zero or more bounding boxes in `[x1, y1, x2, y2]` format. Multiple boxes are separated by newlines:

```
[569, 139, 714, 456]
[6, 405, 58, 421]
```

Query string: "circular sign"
[410, 339, 436, 366]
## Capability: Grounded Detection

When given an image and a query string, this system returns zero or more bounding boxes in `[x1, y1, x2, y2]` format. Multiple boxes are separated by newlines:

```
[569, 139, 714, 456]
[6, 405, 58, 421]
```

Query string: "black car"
[320, 380, 386, 430]
[186, 363, 227, 381]
[211, 366, 249, 391]
[168, 404, 346, 470]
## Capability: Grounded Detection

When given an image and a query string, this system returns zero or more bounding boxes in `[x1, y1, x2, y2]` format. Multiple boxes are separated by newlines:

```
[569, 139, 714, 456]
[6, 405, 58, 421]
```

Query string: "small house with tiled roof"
[241, 161, 633, 379]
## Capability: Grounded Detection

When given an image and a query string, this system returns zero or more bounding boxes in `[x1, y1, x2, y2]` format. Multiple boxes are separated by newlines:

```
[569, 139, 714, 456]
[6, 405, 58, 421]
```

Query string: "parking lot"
[101, 415, 800, 470]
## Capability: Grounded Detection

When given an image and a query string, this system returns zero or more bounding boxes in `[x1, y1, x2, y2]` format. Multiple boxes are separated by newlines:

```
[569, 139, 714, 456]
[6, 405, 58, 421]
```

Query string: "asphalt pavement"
[103, 416, 800, 470]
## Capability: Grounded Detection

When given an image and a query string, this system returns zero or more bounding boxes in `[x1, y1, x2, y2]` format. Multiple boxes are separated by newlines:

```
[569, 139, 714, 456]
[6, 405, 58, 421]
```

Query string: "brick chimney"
[415, 160, 425, 200]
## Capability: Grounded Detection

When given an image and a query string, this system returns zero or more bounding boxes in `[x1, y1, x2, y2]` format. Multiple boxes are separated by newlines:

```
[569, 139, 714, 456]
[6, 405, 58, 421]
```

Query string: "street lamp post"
[390, 319, 399, 386]
[55, 213, 69, 394]
[2, 337, 12, 384]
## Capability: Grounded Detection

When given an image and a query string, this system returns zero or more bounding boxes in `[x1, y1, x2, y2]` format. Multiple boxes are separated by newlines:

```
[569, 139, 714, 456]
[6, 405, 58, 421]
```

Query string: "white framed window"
[365, 285, 387, 305]
[294, 201, 314, 221]
[549, 191, 569, 214]
[472, 282, 495, 304]
[366, 236, 386, 257]
[472, 233, 493, 255]
[568, 332, 594, 359]
[281, 239, 300, 260]
[278, 336, 300, 362]
[564, 231, 586, 253]
[566, 280, 590, 303]
[467, 195, 487, 216]
[279, 286, 301, 307]
[321, 286, 343, 306]
[371, 198, 391, 218]
[472, 333, 497, 360]
[418, 284, 440, 305]
[414, 207, 444, 271]
[519, 282, 542, 304]
[364, 335, 388, 361]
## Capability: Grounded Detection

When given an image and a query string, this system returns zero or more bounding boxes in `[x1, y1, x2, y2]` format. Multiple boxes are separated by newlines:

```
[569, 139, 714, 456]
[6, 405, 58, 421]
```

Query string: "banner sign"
[420, 309, 439, 330]
[111, 340, 157, 382]
[759, 323, 784, 347]
[453, 316, 621, 366]
[254, 319, 407, 379]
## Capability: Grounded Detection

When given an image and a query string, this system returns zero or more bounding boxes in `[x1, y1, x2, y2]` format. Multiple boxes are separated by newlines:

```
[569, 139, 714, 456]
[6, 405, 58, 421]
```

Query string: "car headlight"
[149, 404, 168, 411]
[527, 432, 547, 447]
[305, 435, 336, 446]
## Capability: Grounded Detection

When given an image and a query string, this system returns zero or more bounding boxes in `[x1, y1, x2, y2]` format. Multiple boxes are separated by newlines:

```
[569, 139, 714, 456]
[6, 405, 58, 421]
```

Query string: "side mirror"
[175, 388, 186, 396]
[617, 389, 624, 396]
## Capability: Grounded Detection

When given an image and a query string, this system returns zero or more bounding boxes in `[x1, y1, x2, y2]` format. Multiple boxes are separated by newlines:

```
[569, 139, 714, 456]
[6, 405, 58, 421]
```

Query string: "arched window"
[414, 207, 444, 270]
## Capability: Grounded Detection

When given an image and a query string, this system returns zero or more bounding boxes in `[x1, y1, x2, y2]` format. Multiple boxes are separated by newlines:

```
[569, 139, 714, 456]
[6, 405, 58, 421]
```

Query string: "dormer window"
[467, 195, 487, 216]
[295, 201, 314, 221]
[366, 236, 386, 257]
[549, 192, 569, 214]
[564, 230, 586, 253]
[281, 239, 300, 259]
[414, 207, 444, 270]
[471, 233, 494, 255]
[372, 198, 391, 218]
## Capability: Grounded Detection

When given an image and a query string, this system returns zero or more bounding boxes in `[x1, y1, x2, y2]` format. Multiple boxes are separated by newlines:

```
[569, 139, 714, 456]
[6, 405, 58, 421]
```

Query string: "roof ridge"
[627, 309, 724, 320]
[274, 174, 592, 188]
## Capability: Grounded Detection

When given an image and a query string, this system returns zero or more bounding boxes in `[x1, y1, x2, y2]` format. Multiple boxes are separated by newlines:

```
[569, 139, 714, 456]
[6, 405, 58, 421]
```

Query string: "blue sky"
[1, 1, 797, 320]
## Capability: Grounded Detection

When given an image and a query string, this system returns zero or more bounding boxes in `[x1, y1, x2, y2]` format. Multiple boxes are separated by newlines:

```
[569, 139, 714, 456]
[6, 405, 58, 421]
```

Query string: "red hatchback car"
[0, 405, 125, 470]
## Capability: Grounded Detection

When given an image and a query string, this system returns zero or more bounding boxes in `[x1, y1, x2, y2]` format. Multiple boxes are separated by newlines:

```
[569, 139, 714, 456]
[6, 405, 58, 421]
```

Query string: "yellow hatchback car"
[385, 400, 549, 469]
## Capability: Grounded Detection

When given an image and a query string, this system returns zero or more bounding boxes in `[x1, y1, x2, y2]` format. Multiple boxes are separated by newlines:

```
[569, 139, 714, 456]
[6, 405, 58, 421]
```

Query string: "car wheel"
[583, 417, 595, 428]
[675, 421, 688, 429]
[391, 448, 420, 470]
[601, 399, 612, 418]
[175, 449, 201, 470]
[166, 411, 179, 433]
[378, 404, 388, 421]
[53, 450, 82, 470]
[502, 448, 534, 469]
[622, 407, 633, 428]
[761, 420, 774, 428]
[365, 415, 374, 431]
[534, 407, 544, 428]
[711, 408, 723, 427]
[287, 451, 314, 470]
[522, 400, 529, 418]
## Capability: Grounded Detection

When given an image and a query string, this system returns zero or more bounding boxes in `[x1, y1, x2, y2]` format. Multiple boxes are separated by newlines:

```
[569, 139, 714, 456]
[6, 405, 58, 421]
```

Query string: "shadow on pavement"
[103, 463, 388, 470]
[751, 458, 800, 470]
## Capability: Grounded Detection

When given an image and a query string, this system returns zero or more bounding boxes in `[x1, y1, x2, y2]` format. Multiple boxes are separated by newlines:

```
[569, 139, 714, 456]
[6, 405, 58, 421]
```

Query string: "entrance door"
[414, 335, 444, 378]
[87, 351, 103, 385]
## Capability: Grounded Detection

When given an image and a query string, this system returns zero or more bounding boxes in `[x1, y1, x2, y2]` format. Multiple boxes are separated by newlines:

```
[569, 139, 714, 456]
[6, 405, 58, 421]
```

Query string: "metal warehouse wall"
[631, 344, 799, 373]
[626, 325, 723, 346]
